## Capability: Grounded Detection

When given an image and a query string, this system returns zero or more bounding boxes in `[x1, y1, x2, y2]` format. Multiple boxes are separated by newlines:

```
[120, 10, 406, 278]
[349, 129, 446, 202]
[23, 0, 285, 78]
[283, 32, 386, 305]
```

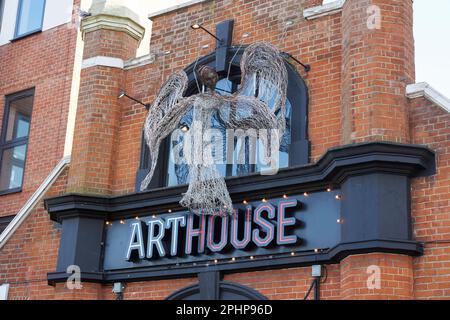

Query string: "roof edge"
[148, 0, 212, 20]
[303, 0, 346, 20]
[406, 82, 450, 113]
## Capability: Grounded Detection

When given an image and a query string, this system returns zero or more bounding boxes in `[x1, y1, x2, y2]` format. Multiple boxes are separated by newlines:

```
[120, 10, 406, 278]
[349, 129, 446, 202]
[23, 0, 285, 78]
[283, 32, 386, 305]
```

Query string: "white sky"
[413, 0, 450, 98]
[148, 0, 450, 98]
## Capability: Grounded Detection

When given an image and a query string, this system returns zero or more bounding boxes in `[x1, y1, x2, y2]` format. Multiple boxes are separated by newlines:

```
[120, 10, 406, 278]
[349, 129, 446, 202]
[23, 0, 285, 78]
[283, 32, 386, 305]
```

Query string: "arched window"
[136, 48, 309, 191]
[166, 281, 268, 300]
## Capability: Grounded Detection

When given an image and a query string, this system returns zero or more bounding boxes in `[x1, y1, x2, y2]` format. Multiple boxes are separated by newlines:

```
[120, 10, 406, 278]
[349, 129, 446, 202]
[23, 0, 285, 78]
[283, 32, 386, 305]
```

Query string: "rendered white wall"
[0, 284, 9, 300]
[42, 0, 73, 32]
[0, 0, 19, 45]
[124, 0, 152, 56]
[0, 0, 73, 46]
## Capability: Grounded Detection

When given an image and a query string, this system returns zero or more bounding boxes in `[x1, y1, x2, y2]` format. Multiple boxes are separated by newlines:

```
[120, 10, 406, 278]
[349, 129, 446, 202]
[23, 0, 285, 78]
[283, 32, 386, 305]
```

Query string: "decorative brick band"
[124, 54, 155, 70]
[81, 56, 125, 70]
[80, 55, 156, 70]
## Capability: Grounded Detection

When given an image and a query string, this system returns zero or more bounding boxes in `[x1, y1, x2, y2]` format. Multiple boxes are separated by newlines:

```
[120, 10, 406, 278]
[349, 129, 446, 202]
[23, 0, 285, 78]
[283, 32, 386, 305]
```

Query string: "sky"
[413, 0, 450, 98]
[148, 0, 450, 98]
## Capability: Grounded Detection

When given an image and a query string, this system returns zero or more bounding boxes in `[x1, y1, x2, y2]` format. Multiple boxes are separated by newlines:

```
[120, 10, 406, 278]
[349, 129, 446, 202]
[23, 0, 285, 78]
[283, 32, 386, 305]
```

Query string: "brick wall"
[410, 97, 450, 299]
[66, 66, 124, 194]
[0, 168, 68, 300]
[224, 265, 341, 300]
[101, 278, 198, 300]
[83, 29, 139, 61]
[0, 1, 80, 218]
[340, 253, 414, 300]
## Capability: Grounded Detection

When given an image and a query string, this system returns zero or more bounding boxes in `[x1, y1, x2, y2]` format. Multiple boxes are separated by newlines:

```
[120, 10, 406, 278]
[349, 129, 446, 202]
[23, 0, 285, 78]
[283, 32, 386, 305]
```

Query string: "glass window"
[166, 76, 292, 187]
[0, 145, 27, 190]
[0, 90, 33, 194]
[0, 215, 15, 235]
[15, 0, 46, 38]
[4, 95, 32, 141]
[137, 51, 309, 192]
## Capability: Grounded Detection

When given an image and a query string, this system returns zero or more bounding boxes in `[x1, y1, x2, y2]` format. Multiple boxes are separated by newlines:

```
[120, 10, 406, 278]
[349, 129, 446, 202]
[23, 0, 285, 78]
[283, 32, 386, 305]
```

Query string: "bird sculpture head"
[197, 65, 219, 92]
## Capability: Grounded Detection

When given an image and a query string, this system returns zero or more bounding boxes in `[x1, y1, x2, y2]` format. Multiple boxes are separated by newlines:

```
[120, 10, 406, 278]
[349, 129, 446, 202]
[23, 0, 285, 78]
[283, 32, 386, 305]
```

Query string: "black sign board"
[103, 192, 341, 271]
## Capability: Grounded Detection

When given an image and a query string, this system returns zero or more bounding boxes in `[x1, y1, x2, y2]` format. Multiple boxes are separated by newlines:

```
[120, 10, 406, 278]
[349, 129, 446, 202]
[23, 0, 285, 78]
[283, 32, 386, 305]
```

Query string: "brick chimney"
[67, 0, 145, 195]
[341, 0, 415, 144]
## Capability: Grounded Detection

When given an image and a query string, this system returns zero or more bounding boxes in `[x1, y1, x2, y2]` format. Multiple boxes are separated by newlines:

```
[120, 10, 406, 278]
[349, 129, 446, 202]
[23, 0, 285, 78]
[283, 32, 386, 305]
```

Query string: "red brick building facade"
[0, 0, 449, 300]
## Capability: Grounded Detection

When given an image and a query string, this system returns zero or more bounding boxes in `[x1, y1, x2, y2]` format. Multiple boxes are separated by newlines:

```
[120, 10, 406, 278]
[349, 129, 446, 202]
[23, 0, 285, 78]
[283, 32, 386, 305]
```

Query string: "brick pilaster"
[67, 9, 144, 195]
[340, 253, 414, 299]
[341, 0, 414, 143]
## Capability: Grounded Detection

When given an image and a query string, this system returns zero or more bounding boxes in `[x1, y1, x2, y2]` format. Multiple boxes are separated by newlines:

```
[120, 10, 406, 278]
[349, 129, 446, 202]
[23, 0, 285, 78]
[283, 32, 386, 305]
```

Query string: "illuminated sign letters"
[102, 191, 342, 272]
[126, 199, 300, 261]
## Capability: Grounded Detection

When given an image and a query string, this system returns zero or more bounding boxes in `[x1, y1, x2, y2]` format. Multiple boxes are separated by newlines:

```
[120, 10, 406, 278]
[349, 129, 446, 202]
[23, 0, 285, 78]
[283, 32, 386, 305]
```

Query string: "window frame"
[136, 48, 309, 192]
[0, 0, 5, 34]
[0, 88, 34, 195]
[13, 0, 46, 40]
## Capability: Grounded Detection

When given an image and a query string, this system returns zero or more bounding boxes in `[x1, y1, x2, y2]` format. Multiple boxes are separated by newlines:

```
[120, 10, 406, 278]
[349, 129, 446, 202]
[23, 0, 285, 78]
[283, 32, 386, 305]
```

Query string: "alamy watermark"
[367, 5, 382, 30]
[366, 265, 381, 289]
[66, 265, 82, 290]
[170, 121, 282, 175]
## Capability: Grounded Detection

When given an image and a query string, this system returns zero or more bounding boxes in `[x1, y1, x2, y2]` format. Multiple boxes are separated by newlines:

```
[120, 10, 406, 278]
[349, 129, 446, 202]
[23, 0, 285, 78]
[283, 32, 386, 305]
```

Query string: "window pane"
[0, 0, 5, 33]
[0, 215, 15, 235]
[167, 109, 192, 186]
[0, 144, 27, 191]
[16, 0, 45, 37]
[255, 99, 291, 173]
[5, 95, 32, 141]
[166, 76, 292, 187]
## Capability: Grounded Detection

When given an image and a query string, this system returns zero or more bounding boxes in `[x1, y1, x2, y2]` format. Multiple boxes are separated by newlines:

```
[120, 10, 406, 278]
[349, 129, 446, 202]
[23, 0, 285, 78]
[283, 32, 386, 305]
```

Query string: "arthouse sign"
[103, 194, 340, 271]
[45, 143, 435, 284]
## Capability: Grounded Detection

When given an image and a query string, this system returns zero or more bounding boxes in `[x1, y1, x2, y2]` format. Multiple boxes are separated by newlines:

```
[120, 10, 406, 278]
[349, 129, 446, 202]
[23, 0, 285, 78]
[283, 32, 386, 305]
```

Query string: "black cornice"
[47, 239, 422, 285]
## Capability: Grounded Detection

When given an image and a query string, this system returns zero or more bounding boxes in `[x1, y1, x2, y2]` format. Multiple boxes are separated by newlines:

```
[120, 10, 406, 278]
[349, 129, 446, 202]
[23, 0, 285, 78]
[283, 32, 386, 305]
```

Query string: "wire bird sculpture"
[141, 42, 288, 215]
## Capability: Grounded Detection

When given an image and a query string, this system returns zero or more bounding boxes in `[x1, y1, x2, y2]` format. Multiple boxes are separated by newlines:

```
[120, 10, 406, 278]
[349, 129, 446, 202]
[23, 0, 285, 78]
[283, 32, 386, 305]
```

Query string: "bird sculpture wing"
[218, 42, 288, 171]
[219, 42, 288, 132]
[140, 70, 195, 191]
